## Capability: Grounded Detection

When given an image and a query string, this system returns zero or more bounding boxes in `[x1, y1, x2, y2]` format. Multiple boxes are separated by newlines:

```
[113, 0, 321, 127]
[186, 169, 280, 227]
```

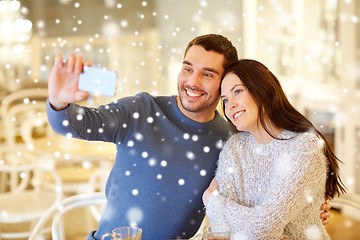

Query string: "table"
[30, 134, 117, 193]
[31, 134, 116, 161]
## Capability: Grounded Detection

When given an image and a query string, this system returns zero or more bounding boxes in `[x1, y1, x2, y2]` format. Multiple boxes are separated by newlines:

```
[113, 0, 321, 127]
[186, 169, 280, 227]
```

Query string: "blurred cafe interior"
[0, 0, 360, 239]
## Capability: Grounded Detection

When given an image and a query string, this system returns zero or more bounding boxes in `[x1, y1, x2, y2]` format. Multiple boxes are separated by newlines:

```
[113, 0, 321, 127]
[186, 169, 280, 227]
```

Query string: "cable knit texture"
[206, 130, 329, 240]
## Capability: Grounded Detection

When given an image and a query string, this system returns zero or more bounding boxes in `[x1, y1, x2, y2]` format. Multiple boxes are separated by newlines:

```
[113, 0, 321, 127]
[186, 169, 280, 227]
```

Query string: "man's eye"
[184, 67, 192, 72]
[204, 72, 213, 78]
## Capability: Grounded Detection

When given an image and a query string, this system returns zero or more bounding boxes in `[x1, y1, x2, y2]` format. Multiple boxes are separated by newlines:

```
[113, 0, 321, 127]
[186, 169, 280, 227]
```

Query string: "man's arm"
[48, 53, 90, 110]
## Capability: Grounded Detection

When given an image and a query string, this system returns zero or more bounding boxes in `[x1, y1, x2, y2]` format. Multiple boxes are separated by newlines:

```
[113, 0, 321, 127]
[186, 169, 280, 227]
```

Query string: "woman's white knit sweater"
[206, 130, 330, 240]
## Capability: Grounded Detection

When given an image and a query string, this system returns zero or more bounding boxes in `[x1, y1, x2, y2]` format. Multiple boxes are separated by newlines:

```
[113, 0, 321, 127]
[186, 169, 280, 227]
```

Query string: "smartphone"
[78, 66, 118, 97]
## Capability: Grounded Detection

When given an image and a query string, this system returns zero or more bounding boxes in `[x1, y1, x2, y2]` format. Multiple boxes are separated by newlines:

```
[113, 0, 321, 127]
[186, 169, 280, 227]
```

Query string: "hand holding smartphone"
[78, 66, 118, 97]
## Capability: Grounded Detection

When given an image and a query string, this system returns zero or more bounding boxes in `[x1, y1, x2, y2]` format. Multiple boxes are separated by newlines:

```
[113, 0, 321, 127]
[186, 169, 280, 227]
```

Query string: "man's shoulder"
[133, 92, 173, 104]
[113, 92, 172, 107]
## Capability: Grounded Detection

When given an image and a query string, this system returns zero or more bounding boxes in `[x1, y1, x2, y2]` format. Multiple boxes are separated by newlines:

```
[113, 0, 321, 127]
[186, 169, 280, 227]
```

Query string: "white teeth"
[234, 111, 244, 120]
[186, 89, 201, 97]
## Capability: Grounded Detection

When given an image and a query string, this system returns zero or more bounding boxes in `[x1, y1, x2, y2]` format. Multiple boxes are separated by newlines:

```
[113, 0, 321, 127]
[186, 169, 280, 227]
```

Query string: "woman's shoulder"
[225, 131, 250, 145]
[288, 130, 322, 149]
[219, 132, 250, 156]
[282, 131, 325, 166]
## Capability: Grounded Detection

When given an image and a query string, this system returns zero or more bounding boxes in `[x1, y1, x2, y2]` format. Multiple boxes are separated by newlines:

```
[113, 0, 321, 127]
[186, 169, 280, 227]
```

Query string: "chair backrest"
[20, 113, 53, 151]
[29, 192, 107, 240]
[0, 88, 48, 147]
[330, 192, 360, 210]
[0, 146, 63, 199]
[29, 169, 110, 240]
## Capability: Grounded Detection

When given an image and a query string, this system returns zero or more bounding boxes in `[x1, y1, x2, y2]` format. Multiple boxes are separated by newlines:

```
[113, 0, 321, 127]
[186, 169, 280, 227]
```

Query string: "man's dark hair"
[184, 34, 239, 69]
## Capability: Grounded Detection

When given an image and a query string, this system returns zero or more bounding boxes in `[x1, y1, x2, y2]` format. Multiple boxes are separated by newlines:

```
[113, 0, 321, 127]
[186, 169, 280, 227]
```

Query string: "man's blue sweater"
[47, 92, 235, 239]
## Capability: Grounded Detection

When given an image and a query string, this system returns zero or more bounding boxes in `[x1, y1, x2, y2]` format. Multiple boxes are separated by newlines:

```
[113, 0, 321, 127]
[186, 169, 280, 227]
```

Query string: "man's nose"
[188, 72, 202, 87]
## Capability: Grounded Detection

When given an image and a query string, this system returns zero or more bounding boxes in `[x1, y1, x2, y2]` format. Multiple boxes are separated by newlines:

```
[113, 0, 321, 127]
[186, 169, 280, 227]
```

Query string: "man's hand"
[48, 53, 90, 110]
[202, 178, 219, 206]
[320, 202, 331, 225]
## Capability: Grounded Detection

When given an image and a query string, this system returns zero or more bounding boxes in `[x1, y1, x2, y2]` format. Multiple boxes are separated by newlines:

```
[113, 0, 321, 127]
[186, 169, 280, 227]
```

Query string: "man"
[47, 34, 330, 239]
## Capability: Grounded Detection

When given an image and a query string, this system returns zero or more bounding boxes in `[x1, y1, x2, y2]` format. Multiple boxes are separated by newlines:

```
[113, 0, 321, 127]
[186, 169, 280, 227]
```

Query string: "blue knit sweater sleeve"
[46, 93, 151, 144]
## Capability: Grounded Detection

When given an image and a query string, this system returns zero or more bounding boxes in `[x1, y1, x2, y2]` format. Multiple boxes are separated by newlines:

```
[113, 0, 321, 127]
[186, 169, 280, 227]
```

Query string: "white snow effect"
[141, 151, 148, 158]
[232, 232, 248, 240]
[127, 140, 134, 147]
[199, 0, 208, 8]
[305, 225, 321, 240]
[120, 20, 128, 28]
[62, 120, 69, 126]
[254, 146, 262, 154]
[347, 177, 354, 186]
[127, 207, 143, 224]
[200, 169, 206, 176]
[125, 170, 130, 176]
[135, 132, 143, 141]
[54, 151, 60, 158]
[102, 22, 120, 37]
[216, 140, 224, 149]
[98, 128, 104, 133]
[186, 151, 195, 160]
[183, 133, 190, 140]
[345, 220, 353, 228]
[203, 146, 210, 153]
[160, 160, 167, 167]
[178, 179, 185, 185]
[132, 189, 139, 196]
[146, 116, 154, 123]
[307, 195, 314, 203]
[227, 167, 234, 174]
[192, 135, 199, 141]
[157, 174, 162, 180]
[86, 128, 91, 133]
[104, 0, 116, 8]
[274, 153, 293, 179]
[148, 158, 156, 166]
[304, 189, 314, 203]
[133, 112, 140, 119]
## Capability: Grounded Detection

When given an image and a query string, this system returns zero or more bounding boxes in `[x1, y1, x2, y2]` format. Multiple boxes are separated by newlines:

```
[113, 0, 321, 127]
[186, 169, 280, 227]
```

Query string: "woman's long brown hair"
[222, 59, 346, 199]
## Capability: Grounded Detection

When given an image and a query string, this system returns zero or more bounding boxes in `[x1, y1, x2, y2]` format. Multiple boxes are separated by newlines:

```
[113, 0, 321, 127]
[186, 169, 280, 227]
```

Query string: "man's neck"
[175, 96, 216, 123]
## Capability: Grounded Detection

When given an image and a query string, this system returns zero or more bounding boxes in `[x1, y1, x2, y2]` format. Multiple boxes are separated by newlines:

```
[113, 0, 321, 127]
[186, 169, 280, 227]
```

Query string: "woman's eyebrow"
[220, 84, 243, 99]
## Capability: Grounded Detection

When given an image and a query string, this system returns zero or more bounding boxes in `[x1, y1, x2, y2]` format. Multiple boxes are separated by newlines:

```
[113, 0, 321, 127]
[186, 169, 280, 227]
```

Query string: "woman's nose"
[228, 99, 237, 109]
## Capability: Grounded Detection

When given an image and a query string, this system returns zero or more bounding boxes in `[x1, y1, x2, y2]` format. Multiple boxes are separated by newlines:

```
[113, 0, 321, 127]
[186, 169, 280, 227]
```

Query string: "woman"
[202, 59, 346, 239]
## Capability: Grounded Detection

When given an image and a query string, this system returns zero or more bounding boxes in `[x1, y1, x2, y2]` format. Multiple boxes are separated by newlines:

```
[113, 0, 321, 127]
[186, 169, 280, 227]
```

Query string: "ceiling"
[20, 0, 156, 37]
